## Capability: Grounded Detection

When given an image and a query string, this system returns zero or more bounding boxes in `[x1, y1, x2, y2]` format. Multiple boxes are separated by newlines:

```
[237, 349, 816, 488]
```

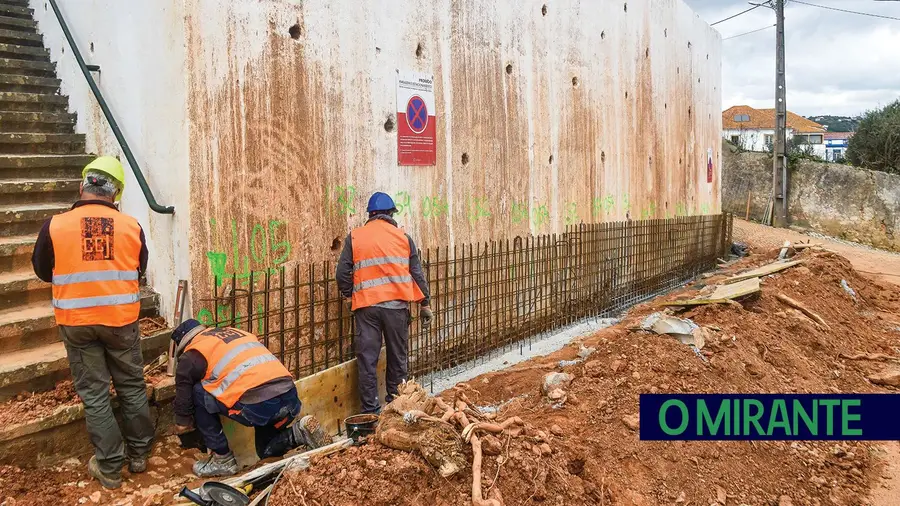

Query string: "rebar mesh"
[201, 214, 733, 384]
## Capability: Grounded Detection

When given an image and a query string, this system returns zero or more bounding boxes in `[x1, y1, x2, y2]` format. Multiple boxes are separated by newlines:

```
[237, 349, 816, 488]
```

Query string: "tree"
[846, 99, 900, 174]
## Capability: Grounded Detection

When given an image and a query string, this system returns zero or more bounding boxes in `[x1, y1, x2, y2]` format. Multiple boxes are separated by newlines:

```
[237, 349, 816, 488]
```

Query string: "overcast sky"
[683, 0, 900, 117]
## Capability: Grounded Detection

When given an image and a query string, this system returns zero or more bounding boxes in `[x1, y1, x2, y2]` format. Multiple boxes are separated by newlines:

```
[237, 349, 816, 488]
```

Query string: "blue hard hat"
[366, 192, 398, 214]
[171, 318, 202, 344]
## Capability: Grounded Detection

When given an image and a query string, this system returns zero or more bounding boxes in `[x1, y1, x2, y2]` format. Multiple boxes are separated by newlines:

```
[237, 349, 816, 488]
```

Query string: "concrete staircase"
[0, 0, 161, 400]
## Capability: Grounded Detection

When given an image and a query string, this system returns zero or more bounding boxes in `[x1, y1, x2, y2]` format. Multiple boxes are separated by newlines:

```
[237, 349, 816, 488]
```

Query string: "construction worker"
[335, 191, 433, 414]
[170, 319, 329, 477]
[31, 156, 154, 489]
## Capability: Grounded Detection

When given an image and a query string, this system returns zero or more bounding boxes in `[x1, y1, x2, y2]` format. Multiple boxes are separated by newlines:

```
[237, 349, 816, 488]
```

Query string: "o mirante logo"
[639, 394, 900, 440]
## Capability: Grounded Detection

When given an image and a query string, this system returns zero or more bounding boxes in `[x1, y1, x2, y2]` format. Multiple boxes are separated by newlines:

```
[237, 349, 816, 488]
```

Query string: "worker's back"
[349, 218, 424, 310]
[48, 202, 142, 327]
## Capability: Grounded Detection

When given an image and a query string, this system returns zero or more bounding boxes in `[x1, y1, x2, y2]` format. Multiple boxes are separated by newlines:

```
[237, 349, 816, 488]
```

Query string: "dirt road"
[734, 219, 900, 286]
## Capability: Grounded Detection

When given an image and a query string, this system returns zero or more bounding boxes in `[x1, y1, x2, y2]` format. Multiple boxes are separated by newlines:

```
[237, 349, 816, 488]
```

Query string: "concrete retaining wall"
[28, 0, 722, 316]
[722, 148, 900, 251]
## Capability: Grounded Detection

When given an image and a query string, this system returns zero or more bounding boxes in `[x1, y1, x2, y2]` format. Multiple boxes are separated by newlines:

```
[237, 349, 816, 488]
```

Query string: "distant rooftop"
[723, 105, 827, 134]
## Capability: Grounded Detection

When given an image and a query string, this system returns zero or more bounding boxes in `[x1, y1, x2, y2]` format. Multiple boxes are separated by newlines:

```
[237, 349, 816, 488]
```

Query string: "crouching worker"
[170, 319, 329, 477]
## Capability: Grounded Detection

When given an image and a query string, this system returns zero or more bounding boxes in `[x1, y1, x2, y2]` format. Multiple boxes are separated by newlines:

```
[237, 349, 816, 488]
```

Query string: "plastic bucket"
[344, 413, 379, 442]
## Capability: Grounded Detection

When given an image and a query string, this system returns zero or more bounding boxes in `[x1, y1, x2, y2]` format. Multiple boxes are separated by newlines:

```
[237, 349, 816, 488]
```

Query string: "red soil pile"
[269, 249, 900, 506]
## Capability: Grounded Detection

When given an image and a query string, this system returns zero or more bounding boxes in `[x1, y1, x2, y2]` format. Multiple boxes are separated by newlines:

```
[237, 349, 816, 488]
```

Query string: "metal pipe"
[47, 0, 175, 214]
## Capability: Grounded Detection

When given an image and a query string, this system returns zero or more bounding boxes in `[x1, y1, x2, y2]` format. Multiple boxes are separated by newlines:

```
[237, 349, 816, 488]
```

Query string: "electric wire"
[723, 24, 776, 40]
[711, 4, 763, 25]
[791, 0, 900, 20]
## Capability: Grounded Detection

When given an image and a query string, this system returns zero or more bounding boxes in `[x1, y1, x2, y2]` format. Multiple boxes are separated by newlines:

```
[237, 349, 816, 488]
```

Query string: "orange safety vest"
[186, 327, 293, 408]
[49, 203, 142, 327]
[350, 219, 425, 310]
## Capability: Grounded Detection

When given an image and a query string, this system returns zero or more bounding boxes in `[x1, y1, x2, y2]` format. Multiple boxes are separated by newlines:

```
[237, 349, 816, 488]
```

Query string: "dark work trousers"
[193, 382, 301, 458]
[59, 322, 155, 476]
[354, 306, 410, 414]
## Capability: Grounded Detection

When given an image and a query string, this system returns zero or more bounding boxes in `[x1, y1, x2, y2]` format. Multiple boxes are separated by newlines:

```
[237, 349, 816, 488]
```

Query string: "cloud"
[682, 0, 900, 116]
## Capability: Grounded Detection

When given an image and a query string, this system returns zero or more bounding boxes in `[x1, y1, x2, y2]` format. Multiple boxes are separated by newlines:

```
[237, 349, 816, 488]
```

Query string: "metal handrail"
[47, 0, 175, 214]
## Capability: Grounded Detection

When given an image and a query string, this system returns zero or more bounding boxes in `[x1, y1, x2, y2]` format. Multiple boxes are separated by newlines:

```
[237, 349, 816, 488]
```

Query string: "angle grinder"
[178, 482, 251, 506]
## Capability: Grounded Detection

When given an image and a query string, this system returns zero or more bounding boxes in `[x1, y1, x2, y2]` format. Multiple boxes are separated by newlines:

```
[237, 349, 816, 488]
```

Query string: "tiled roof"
[722, 105, 826, 133]
[824, 132, 854, 140]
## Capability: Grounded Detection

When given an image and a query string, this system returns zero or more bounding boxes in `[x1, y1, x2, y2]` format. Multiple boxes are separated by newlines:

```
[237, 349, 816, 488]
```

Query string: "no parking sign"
[396, 70, 436, 166]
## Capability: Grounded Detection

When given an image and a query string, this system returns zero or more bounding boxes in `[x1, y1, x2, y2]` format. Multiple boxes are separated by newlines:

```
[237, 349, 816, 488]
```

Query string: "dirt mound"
[269, 249, 900, 506]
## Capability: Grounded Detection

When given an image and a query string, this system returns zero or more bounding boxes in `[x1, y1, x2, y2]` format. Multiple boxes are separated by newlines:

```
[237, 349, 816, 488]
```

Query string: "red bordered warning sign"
[397, 70, 436, 166]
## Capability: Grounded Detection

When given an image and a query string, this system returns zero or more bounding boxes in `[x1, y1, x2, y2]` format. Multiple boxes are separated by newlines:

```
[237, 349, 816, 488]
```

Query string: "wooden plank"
[723, 260, 804, 285]
[661, 278, 761, 307]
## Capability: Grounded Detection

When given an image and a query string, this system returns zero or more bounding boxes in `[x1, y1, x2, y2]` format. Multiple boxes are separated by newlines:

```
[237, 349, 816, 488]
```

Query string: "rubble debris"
[775, 294, 830, 330]
[661, 277, 760, 307]
[778, 240, 793, 260]
[541, 372, 573, 397]
[841, 279, 858, 302]
[723, 259, 804, 285]
[640, 313, 708, 349]
[839, 352, 900, 363]
[868, 369, 900, 388]
[731, 242, 749, 257]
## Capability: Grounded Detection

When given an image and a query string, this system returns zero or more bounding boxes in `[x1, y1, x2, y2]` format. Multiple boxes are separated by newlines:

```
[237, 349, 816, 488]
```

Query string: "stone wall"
[722, 146, 900, 251]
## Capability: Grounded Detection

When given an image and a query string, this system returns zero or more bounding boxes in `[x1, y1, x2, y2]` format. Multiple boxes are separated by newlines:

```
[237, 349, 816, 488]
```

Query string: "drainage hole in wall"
[548, 154, 554, 164]
[506, 63, 513, 75]
[687, 41, 692, 49]
[462, 153, 470, 165]
[645, 48, 649, 58]
[625, 90, 628, 99]
[541, 4, 547, 16]
[416, 42, 425, 58]
[624, 2, 627, 12]
[688, 106, 692, 118]
[384, 115, 395, 132]
[572, 76, 579, 87]
[601, 151, 606, 163]
[664, 103, 667, 109]
[289, 23, 302, 40]
[664, 28, 667, 38]
[330, 238, 341, 252]
[90, 42, 94, 53]
[601, 31, 606, 40]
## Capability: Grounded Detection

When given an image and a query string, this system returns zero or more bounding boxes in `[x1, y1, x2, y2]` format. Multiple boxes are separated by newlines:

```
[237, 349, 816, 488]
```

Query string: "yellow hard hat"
[82, 156, 126, 202]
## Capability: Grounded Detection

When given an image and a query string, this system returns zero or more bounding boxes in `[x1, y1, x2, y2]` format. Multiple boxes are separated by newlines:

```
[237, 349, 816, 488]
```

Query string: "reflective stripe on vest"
[53, 269, 139, 285]
[48, 203, 143, 327]
[349, 219, 425, 310]
[52, 292, 141, 310]
[353, 274, 413, 293]
[204, 354, 280, 398]
[186, 327, 293, 408]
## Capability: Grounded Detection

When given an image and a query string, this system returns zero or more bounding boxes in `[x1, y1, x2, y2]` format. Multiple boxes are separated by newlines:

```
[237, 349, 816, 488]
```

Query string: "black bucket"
[344, 413, 378, 443]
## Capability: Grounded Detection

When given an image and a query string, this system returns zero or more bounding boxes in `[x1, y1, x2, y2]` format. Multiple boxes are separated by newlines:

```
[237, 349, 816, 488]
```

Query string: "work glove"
[420, 306, 434, 327]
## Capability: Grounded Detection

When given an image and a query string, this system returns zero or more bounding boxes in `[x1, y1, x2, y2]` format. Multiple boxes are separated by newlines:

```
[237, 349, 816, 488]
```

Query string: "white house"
[824, 132, 854, 162]
[722, 105, 827, 159]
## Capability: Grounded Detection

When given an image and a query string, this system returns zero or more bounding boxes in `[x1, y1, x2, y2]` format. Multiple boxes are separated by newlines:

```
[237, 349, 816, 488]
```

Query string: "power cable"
[791, 0, 900, 20]
[723, 24, 776, 40]
[711, 4, 763, 25]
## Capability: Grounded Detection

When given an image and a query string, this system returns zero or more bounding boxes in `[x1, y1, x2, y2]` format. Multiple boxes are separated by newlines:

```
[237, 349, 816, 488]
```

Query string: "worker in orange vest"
[335, 192, 433, 414]
[31, 156, 154, 489]
[170, 319, 329, 477]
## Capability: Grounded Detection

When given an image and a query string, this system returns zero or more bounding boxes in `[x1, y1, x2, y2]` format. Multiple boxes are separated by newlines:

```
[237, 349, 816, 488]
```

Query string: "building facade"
[722, 105, 827, 160]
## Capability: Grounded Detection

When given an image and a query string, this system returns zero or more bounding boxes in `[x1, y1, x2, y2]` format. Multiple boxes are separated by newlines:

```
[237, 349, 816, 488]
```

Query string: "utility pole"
[772, 0, 788, 227]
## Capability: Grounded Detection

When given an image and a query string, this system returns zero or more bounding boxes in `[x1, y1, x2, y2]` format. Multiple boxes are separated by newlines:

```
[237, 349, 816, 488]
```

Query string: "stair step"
[0, 110, 75, 133]
[0, 233, 34, 271]
[0, 153, 92, 169]
[0, 73, 59, 93]
[0, 57, 54, 78]
[0, 91, 67, 112]
[0, 28, 41, 47]
[0, 42, 49, 62]
[0, 269, 48, 312]
[0, 14, 35, 33]
[0, 291, 163, 393]
[0, 0, 29, 7]
[0, 177, 80, 204]
[0, 132, 85, 154]
[0, 201, 69, 236]
[0, 4, 31, 21]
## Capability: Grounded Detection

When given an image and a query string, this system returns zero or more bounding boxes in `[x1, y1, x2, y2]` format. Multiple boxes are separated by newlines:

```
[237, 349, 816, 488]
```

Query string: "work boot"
[193, 452, 238, 478]
[88, 456, 122, 490]
[291, 415, 331, 450]
[128, 456, 147, 474]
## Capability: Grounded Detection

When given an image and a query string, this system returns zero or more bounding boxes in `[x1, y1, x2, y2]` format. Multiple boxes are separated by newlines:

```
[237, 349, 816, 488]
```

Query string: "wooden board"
[723, 260, 804, 285]
[661, 278, 761, 307]
[225, 350, 386, 467]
